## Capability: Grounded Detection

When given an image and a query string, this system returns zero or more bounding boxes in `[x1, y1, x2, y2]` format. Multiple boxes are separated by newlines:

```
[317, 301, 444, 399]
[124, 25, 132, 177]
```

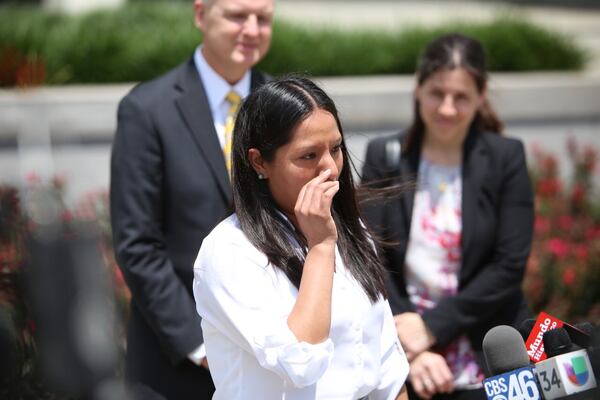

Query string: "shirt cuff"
[254, 328, 334, 388]
[187, 344, 206, 365]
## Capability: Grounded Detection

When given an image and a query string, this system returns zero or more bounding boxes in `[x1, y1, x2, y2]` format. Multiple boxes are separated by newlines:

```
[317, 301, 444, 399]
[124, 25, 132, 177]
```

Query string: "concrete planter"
[1, 72, 599, 141]
[1, 72, 599, 202]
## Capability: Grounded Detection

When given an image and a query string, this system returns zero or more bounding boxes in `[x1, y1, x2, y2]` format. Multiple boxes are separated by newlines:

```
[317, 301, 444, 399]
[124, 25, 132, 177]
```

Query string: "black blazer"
[110, 57, 269, 398]
[361, 129, 534, 353]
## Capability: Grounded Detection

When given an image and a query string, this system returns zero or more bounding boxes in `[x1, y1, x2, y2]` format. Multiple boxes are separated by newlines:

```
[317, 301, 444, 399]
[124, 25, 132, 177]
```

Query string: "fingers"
[322, 180, 340, 200]
[427, 360, 454, 394]
[306, 180, 339, 208]
[409, 375, 432, 400]
[421, 377, 436, 399]
[294, 169, 339, 248]
[294, 169, 330, 212]
[294, 169, 338, 216]
[409, 351, 455, 399]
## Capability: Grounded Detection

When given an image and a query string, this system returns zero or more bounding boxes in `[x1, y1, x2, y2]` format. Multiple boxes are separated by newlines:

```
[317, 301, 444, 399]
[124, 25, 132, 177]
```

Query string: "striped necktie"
[223, 90, 241, 178]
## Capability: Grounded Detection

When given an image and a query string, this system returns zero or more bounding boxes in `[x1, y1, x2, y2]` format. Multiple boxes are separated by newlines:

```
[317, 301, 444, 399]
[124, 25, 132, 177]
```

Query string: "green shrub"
[0, 3, 587, 85]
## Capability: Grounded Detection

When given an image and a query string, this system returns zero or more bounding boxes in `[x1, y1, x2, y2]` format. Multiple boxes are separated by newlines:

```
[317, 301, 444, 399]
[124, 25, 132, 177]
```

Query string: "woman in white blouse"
[193, 76, 409, 399]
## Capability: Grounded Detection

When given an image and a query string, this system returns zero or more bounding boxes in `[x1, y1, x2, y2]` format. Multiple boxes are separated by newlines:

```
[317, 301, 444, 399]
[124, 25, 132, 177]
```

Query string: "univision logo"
[563, 356, 590, 386]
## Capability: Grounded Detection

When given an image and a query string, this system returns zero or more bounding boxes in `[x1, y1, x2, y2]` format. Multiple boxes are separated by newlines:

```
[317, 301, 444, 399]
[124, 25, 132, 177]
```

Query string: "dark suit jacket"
[110, 57, 269, 399]
[361, 129, 534, 356]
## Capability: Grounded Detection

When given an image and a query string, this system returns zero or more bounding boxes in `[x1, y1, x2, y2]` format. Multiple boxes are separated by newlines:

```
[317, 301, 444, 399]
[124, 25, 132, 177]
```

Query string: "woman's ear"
[248, 148, 268, 179]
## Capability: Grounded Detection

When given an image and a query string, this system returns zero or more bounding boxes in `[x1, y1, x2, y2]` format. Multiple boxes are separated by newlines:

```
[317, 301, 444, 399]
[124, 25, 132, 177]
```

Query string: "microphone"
[534, 327, 598, 399]
[482, 325, 542, 400]
[545, 328, 576, 357]
[518, 319, 537, 342]
[525, 312, 592, 363]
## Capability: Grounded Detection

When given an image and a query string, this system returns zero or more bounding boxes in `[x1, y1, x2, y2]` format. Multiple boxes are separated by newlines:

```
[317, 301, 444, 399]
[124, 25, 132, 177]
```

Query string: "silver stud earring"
[258, 173, 266, 180]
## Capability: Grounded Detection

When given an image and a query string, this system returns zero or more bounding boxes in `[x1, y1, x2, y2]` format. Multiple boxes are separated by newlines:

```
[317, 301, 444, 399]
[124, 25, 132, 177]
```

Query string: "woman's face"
[415, 67, 485, 147]
[250, 108, 344, 219]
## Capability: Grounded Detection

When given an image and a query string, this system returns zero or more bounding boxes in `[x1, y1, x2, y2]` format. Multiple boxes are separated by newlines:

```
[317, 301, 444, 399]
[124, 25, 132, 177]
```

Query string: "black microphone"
[482, 325, 542, 399]
[534, 327, 598, 399]
[518, 318, 537, 343]
[545, 327, 577, 357]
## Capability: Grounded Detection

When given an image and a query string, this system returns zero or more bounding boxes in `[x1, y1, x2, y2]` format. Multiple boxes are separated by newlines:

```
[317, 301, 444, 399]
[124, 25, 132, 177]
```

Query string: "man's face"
[195, 0, 274, 83]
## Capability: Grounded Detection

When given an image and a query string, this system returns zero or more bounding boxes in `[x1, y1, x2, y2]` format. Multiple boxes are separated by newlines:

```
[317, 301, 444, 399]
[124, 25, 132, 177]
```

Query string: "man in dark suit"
[110, 0, 274, 398]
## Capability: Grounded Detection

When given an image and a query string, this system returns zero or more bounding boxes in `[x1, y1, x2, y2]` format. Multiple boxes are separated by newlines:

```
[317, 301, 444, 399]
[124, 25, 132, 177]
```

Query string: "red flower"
[585, 227, 600, 241]
[558, 215, 573, 231]
[571, 183, 586, 207]
[537, 178, 562, 196]
[548, 238, 569, 260]
[534, 216, 551, 235]
[562, 267, 576, 287]
[573, 245, 588, 263]
[542, 156, 558, 176]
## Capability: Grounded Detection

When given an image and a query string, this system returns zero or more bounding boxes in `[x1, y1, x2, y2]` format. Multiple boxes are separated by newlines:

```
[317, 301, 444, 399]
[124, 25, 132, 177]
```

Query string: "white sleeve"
[193, 228, 333, 388]
[370, 301, 409, 400]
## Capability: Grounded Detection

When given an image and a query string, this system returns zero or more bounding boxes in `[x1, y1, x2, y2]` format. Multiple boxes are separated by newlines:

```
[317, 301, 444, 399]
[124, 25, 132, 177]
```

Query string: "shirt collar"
[193, 46, 251, 113]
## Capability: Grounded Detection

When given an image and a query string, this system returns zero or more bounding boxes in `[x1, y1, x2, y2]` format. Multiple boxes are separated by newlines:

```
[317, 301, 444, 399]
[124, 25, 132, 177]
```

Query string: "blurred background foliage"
[0, 2, 587, 86]
[525, 140, 600, 323]
[0, 175, 129, 399]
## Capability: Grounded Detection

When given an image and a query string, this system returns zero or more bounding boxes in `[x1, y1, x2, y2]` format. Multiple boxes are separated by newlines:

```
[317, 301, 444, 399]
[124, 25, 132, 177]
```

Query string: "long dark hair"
[404, 33, 504, 153]
[231, 76, 386, 303]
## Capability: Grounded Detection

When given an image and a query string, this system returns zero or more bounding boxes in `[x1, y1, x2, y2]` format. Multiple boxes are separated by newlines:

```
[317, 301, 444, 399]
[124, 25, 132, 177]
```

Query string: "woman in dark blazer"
[361, 34, 534, 400]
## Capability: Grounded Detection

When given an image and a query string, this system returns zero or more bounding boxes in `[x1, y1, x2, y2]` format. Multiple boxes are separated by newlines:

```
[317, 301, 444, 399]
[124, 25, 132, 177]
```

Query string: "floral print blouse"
[404, 158, 484, 389]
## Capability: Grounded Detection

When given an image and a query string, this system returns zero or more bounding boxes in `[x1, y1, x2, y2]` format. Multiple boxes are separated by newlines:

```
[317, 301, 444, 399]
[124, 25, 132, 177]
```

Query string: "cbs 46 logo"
[485, 369, 540, 400]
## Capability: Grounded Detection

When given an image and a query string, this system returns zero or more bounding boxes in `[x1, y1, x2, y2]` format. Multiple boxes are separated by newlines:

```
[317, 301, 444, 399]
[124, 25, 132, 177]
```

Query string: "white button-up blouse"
[193, 214, 409, 400]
